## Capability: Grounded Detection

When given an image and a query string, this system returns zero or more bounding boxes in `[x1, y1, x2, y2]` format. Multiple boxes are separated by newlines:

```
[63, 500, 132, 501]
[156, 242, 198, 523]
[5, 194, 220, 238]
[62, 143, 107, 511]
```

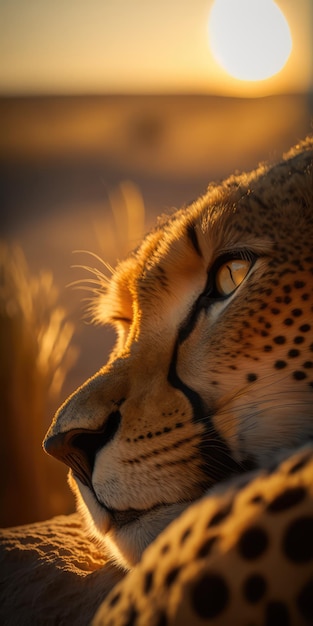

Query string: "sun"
[208, 0, 292, 82]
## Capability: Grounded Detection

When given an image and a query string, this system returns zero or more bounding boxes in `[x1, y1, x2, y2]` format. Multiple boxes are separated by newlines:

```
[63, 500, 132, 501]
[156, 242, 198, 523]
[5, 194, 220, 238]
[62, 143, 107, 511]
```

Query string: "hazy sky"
[0, 0, 312, 96]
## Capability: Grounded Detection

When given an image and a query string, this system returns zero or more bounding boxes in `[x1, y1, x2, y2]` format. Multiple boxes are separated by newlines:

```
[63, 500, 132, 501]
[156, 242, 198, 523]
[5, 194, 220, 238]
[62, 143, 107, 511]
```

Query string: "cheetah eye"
[215, 258, 252, 296]
[199, 251, 257, 308]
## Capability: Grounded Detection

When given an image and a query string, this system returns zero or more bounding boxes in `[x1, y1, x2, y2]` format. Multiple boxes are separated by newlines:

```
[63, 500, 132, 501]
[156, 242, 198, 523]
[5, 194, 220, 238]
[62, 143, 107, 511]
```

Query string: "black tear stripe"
[168, 336, 256, 486]
[168, 341, 206, 417]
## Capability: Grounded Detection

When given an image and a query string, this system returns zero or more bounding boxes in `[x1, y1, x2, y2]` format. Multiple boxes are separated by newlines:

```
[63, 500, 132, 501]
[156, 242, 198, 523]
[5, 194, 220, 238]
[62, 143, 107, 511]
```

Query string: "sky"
[0, 0, 312, 96]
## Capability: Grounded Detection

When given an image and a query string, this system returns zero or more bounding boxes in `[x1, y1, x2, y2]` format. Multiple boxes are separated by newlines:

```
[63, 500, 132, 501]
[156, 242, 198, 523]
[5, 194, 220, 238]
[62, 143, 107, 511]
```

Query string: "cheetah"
[44, 136, 313, 624]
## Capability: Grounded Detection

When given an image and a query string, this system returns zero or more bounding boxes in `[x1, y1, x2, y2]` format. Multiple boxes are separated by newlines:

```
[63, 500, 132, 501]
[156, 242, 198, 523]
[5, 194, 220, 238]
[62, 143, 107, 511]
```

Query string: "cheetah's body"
[44, 137, 313, 624]
[94, 445, 313, 625]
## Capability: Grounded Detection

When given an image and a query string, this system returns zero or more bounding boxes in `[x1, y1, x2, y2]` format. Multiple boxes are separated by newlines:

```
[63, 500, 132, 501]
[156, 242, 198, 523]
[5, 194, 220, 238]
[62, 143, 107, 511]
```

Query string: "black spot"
[250, 494, 264, 505]
[283, 516, 313, 563]
[294, 336, 305, 344]
[180, 526, 192, 544]
[294, 280, 305, 289]
[109, 592, 121, 608]
[303, 361, 313, 369]
[299, 324, 311, 332]
[291, 259, 304, 270]
[293, 371, 307, 380]
[160, 543, 170, 555]
[292, 308, 302, 317]
[243, 573, 267, 603]
[297, 577, 313, 621]
[165, 566, 181, 587]
[283, 285, 291, 293]
[288, 453, 311, 475]
[275, 360, 287, 369]
[208, 502, 233, 527]
[265, 601, 290, 626]
[283, 318, 294, 326]
[238, 526, 269, 560]
[192, 572, 229, 619]
[271, 308, 280, 315]
[155, 612, 168, 626]
[197, 536, 218, 558]
[273, 336, 286, 345]
[267, 486, 306, 512]
[123, 605, 138, 626]
[247, 373, 257, 383]
[264, 345, 272, 352]
[288, 349, 300, 358]
[143, 570, 154, 594]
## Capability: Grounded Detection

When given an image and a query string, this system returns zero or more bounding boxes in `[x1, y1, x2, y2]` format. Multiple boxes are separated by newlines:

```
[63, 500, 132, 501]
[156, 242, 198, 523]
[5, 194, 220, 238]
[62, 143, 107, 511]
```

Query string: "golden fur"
[44, 137, 313, 573]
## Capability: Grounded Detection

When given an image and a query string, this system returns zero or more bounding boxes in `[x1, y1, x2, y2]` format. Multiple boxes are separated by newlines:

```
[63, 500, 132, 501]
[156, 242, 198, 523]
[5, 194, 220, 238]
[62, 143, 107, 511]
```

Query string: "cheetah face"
[44, 138, 313, 570]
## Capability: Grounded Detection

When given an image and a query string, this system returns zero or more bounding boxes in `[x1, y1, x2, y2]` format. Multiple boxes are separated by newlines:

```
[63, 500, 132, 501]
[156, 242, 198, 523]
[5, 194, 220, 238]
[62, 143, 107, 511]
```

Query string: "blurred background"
[1, 0, 312, 527]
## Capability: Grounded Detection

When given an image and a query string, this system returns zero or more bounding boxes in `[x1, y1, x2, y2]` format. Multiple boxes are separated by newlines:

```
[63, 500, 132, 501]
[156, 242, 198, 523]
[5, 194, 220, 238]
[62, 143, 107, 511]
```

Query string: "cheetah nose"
[43, 411, 122, 490]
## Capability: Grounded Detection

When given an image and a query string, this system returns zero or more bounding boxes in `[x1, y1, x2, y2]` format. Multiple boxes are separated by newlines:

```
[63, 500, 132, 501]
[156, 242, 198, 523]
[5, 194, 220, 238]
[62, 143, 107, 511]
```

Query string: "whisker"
[68, 285, 103, 295]
[72, 249, 115, 275]
[70, 264, 110, 284]
[68, 252, 114, 322]
[68, 278, 107, 289]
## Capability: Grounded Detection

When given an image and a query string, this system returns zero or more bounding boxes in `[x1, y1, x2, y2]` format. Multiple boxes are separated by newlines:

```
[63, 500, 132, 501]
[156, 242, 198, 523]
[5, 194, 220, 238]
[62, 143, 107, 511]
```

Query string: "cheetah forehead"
[94, 136, 313, 325]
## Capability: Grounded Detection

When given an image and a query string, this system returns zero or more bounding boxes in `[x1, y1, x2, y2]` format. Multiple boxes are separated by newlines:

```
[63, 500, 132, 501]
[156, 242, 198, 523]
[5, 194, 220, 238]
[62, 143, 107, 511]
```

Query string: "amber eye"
[215, 258, 252, 296]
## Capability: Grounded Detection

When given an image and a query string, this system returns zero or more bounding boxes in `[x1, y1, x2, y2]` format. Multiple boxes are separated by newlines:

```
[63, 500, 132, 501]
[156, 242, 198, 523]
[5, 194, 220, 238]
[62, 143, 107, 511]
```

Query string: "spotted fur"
[94, 445, 313, 625]
[44, 137, 313, 622]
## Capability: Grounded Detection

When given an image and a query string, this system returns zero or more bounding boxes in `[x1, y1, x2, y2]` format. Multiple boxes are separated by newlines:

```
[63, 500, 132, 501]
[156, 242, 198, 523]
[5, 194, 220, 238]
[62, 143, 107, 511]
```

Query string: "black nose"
[43, 411, 122, 490]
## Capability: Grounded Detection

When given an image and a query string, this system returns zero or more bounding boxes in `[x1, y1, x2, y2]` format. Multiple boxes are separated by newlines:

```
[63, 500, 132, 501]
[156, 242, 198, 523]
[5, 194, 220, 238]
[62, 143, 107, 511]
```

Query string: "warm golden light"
[208, 0, 292, 82]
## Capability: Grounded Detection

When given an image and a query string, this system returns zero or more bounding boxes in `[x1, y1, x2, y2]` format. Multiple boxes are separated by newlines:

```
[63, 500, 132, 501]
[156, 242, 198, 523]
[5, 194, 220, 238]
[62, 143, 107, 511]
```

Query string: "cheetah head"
[44, 137, 313, 569]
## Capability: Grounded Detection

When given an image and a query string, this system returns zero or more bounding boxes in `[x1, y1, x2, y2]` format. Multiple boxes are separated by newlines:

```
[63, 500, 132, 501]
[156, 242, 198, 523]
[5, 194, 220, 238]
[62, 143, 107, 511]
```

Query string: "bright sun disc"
[208, 0, 292, 81]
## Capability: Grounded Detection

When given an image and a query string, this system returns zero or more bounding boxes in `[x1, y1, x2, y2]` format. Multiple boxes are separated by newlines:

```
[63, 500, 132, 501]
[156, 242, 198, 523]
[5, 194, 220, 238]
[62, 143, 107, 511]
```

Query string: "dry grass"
[0, 243, 78, 525]
[0, 181, 146, 526]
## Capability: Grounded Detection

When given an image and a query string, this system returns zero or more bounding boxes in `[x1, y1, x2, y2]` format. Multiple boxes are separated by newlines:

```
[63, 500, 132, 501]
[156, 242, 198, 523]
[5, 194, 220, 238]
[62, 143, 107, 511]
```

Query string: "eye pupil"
[226, 264, 235, 285]
[216, 258, 251, 296]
